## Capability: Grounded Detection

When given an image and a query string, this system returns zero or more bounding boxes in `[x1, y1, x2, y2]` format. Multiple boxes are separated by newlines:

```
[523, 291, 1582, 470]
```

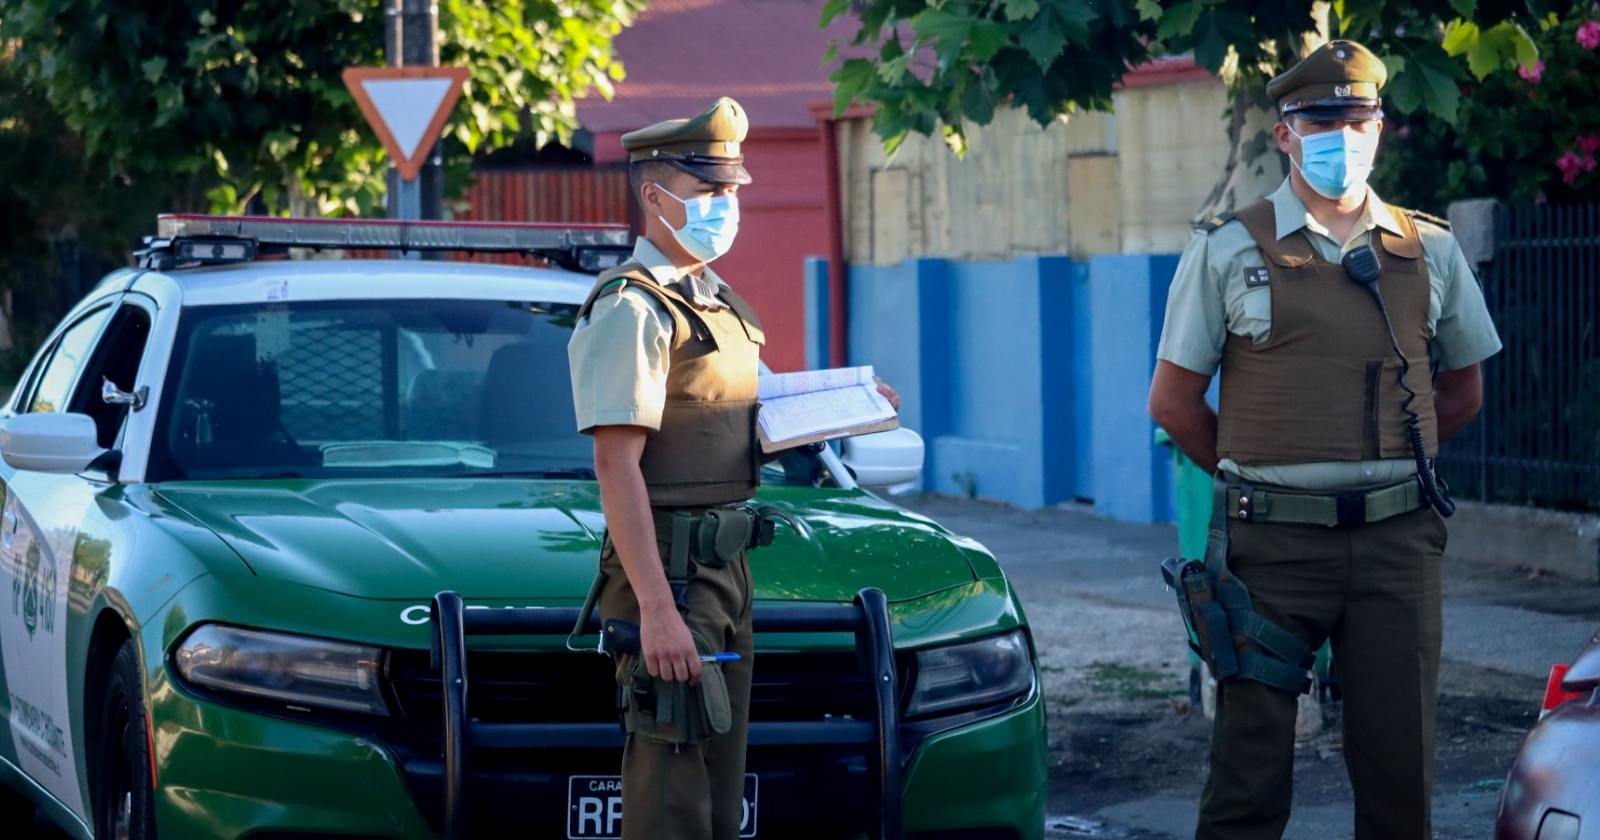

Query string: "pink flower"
[1557, 151, 1595, 185]
[1578, 20, 1600, 49]
[1579, 134, 1600, 155]
[1518, 60, 1545, 83]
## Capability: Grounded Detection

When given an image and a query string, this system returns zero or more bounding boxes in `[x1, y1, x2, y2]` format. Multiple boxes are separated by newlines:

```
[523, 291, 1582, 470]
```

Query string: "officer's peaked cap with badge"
[1266, 40, 1387, 122]
[622, 96, 752, 186]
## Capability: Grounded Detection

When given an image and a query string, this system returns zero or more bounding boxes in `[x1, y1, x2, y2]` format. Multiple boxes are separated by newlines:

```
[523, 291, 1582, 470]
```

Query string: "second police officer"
[1148, 40, 1503, 840]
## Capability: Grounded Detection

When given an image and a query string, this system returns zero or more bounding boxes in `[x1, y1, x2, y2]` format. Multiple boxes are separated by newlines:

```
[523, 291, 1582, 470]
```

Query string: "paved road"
[899, 494, 1600, 840]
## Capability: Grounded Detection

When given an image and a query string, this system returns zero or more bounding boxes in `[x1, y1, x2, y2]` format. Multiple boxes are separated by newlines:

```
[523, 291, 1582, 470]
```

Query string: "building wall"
[812, 253, 1180, 521]
[836, 78, 1231, 265]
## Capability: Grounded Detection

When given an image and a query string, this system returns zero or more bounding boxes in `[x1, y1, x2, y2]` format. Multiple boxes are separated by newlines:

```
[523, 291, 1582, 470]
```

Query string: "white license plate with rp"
[567, 773, 759, 838]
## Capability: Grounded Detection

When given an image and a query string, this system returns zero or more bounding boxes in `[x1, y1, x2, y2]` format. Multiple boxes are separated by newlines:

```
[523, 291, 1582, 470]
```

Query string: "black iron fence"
[1438, 203, 1600, 513]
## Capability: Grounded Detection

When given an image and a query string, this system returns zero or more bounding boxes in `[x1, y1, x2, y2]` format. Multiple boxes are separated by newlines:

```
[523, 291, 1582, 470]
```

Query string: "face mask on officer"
[1287, 121, 1380, 200]
[653, 183, 740, 263]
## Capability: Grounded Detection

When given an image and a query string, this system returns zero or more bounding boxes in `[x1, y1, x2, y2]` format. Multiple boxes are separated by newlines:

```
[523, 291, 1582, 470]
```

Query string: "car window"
[67, 303, 155, 449]
[27, 307, 112, 414]
[152, 299, 591, 481]
[148, 297, 837, 486]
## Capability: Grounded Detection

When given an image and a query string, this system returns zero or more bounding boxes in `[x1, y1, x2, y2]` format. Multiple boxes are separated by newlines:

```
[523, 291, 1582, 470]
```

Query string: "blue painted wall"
[808, 252, 1184, 522]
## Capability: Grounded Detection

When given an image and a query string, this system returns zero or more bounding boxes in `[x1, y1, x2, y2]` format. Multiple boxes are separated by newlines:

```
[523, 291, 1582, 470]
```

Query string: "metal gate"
[1437, 203, 1600, 512]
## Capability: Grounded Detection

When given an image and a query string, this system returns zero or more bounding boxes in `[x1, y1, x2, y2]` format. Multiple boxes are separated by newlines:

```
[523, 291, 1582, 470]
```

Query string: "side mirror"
[0, 413, 110, 475]
[840, 427, 924, 492]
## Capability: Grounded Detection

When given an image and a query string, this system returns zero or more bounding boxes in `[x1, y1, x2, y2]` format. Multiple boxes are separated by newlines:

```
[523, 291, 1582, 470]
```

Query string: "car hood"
[153, 479, 978, 603]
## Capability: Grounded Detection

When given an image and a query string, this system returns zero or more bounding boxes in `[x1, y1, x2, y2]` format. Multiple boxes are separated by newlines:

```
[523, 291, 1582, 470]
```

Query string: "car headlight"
[173, 624, 389, 715]
[905, 630, 1035, 718]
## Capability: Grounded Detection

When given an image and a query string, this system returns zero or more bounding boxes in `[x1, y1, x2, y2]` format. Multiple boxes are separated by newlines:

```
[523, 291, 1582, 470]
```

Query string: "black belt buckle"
[1335, 492, 1366, 527]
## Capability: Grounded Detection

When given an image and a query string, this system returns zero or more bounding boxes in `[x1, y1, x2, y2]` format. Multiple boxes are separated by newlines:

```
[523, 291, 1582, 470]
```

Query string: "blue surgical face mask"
[1288, 123, 1380, 200]
[654, 184, 740, 263]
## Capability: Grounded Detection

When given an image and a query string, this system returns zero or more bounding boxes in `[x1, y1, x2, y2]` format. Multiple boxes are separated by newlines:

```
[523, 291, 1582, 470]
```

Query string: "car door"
[0, 297, 128, 824]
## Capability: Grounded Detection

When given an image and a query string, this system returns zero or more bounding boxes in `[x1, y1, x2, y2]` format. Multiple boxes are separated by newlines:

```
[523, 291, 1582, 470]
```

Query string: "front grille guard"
[428, 587, 901, 839]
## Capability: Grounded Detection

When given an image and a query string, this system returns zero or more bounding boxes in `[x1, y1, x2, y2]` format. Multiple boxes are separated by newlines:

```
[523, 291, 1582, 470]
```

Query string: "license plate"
[567, 773, 759, 838]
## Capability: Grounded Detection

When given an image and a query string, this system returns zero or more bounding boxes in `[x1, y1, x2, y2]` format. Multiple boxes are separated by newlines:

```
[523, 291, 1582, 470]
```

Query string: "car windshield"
[149, 297, 833, 487]
[151, 298, 598, 481]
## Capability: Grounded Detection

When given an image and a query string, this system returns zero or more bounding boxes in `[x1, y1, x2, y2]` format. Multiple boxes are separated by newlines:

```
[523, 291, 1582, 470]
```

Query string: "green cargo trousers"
[597, 533, 755, 840]
[1197, 505, 1447, 840]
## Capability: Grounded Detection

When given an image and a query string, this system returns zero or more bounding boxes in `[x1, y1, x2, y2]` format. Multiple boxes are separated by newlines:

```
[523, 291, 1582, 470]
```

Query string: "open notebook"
[756, 365, 900, 454]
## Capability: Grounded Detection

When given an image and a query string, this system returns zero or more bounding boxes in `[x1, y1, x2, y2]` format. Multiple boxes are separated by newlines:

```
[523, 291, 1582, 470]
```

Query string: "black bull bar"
[428, 587, 901, 839]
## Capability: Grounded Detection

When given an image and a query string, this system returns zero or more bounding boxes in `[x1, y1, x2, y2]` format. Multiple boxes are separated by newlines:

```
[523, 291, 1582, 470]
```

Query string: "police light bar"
[157, 214, 630, 252]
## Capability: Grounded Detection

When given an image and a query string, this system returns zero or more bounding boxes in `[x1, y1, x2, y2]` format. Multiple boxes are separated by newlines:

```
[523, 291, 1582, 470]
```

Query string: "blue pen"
[699, 652, 742, 663]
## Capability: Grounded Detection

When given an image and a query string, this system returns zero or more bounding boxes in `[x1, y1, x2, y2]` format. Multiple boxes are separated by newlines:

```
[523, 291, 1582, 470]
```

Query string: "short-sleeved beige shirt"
[567, 238, 731, 433]
[1155, 179, 1503, 489]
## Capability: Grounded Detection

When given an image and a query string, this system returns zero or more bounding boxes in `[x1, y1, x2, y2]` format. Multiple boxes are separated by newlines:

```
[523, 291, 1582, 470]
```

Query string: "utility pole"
[382, 0, 442, 221]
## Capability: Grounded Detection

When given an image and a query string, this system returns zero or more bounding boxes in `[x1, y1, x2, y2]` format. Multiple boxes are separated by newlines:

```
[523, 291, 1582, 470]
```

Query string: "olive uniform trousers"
[1197, 505, 1447, 840]
[597, 532, 755, 840]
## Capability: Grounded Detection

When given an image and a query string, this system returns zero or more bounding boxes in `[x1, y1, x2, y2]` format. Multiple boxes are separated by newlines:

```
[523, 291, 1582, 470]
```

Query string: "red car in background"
[1497, 631, 1600, 840]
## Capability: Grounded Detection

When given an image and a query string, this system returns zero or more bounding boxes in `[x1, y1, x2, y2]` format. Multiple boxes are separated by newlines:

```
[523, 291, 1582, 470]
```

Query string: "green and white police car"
[0, 215, 1047, 839]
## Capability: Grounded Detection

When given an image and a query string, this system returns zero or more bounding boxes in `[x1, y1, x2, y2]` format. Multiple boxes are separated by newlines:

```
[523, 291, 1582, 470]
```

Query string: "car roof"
[128, 259, 596, 308]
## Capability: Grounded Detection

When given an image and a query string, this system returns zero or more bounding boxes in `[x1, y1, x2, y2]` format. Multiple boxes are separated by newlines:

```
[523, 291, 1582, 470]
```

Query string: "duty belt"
[1226, 478, 1425, 528]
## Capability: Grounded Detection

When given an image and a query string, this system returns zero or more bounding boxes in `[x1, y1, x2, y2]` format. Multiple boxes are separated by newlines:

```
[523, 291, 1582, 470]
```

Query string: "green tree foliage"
[823, 0, 1550, 158]
[1372, 5, 1600, 205]
[0, 56, 166, 382]
[0, 0, 640, 373]
[1, 0, 642, 216]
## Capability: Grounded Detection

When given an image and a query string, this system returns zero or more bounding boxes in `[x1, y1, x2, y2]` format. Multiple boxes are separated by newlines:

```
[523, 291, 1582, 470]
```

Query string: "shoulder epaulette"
[1406, 208, 1451, 230]
[1195, 211, 1237, 233]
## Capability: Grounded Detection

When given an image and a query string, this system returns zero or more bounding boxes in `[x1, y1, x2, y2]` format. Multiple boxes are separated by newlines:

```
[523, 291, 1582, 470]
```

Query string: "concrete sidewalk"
[899, 493, 1600, 840]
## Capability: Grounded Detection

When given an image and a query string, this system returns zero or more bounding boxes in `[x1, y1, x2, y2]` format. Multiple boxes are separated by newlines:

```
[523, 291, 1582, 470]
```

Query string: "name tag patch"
[1244, 267, 1270, 288]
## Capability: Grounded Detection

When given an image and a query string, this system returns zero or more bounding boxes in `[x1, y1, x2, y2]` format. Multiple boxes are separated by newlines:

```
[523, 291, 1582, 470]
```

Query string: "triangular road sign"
[342, 66, 469, 181]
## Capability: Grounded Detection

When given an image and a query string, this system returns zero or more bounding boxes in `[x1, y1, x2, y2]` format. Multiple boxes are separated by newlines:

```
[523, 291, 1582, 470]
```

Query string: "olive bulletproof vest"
[577, 262, 765, 507]
[1216, 199, 1439, 465]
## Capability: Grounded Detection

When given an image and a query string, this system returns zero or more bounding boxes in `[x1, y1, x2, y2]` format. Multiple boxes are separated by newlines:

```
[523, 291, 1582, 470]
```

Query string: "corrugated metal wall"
[452, 165, 635, 265]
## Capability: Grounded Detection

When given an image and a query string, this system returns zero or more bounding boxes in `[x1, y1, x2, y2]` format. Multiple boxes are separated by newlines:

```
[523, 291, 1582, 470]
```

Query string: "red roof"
[577, 0, 858, 134]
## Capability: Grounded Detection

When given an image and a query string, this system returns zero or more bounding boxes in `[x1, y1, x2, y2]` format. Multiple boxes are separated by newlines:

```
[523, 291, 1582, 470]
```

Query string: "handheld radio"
[1340, 243, 1455, 517]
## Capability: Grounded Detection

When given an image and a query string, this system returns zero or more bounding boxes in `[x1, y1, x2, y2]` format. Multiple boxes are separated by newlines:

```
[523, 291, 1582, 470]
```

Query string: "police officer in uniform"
[567, 97, 896, 840]
[1147, 41, 1502, 839]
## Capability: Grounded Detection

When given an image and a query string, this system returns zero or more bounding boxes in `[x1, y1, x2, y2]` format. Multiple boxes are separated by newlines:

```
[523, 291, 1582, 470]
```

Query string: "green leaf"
[962, 76, 997, 123]
[1189, 11, 1228, 70]
[912, 8, 973, 46]
[1003, 0, 1041, 19]
[1020, 22, 1064, 68]
[819, 0, 853, 27]
[942, 123, 969, 156]
[1509, 23, 1539, 69]
[823, 40, 839, 64]
[1392, 47, 1462, 123]
[877, 54, 912, 83]
[1441, 20, 1479, 56]
[830, 58, 875, 116]
[1446, 0, 1475, 19]
[1135, 0, 1162, 22]
[966, 22, 1010, 61]
[139, 56, 165, 84]
[1049, 0, 1099, 44]
[1155, 1, 1202, 40]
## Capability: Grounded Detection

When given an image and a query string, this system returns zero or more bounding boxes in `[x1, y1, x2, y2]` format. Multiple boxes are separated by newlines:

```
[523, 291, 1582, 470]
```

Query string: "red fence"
[453, 166, 635, 265]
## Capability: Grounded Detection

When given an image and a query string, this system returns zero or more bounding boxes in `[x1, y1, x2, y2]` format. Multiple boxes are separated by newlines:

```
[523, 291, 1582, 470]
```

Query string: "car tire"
[93, 639, 157, 840]
[0, 781, 36, 830]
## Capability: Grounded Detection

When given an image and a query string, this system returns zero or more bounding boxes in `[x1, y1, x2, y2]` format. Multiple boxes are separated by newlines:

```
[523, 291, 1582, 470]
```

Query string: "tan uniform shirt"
[568, 238, 731, 433]
[1156, 179, 1502, 490]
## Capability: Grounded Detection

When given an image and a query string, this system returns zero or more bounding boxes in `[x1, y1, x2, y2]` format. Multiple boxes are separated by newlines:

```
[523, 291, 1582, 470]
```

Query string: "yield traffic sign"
[342, 66, 469, 181]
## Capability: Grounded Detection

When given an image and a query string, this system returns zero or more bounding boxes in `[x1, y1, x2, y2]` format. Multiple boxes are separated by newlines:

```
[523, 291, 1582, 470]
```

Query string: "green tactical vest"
[577, 261, 766, 507]
[1215, 198, 1439, 465]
